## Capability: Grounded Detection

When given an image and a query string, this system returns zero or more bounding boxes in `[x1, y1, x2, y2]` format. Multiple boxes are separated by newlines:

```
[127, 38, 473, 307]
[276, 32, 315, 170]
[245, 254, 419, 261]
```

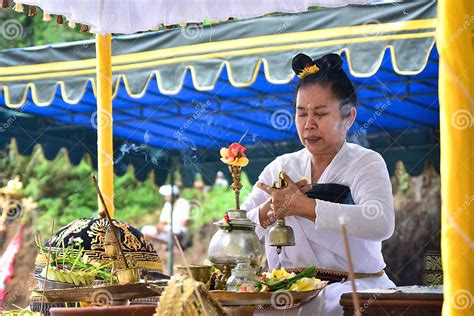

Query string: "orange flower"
[220, 142, 249, 167]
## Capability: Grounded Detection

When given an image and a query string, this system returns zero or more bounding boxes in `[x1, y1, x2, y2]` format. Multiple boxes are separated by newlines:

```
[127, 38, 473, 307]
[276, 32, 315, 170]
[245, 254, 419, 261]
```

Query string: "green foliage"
[391, 161, 411, 196]
[0, 8, 92, 51]
[0, 144, 162, 240]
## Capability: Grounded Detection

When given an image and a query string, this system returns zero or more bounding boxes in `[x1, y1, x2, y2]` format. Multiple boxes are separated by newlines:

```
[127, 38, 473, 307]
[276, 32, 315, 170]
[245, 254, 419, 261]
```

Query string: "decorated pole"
[96, 33, 115, 217]
[438, 0, 474, 315]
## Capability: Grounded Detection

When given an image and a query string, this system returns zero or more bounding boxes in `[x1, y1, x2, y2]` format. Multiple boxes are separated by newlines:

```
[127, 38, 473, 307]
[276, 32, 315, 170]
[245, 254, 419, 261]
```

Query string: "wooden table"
[340, 287, 443, 316]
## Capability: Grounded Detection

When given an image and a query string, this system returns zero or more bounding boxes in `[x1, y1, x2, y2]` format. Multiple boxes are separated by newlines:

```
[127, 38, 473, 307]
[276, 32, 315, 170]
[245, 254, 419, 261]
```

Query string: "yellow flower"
[271, 268, 290, 279]
[297, 64, 320, 79]
[289, 277, 321, 292]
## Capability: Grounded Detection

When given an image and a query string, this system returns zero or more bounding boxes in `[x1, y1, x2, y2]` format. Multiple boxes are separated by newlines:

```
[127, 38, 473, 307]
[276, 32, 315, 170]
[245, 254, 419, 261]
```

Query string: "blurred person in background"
[142, 184, 191, 248]
[214, 170, 229, 187]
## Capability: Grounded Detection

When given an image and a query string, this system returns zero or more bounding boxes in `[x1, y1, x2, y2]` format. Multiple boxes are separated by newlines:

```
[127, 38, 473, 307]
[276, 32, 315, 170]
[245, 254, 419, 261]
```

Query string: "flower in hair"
[298, 63, 320, 79]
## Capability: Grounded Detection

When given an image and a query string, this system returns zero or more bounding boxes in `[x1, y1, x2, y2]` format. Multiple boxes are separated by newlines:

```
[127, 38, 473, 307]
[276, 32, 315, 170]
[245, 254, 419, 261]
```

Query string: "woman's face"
[295, 84, 356, 156]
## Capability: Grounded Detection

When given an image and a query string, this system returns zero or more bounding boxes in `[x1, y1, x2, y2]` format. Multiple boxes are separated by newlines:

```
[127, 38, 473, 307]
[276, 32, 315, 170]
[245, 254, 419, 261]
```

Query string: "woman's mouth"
[305, 137, 322, 145]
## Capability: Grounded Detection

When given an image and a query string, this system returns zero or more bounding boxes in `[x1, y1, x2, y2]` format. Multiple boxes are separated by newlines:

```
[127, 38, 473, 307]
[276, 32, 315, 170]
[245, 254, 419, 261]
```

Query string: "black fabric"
[305, 183, 354, 205]
[45, 218, 153, 253]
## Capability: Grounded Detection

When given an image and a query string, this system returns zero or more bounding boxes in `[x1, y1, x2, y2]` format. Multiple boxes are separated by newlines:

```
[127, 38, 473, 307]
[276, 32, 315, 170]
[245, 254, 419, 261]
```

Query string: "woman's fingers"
[257, 181, 276, 194]
[294, 178, 308, 187]
[285, 173, 311, 192]
[299, 184, 312, 193]
[295, 177, 312, 194]
[268, 197, 287, 218]
[281, 172, 298, 188]
[267, 209, 279, 221]
[259, 174, 311, 219]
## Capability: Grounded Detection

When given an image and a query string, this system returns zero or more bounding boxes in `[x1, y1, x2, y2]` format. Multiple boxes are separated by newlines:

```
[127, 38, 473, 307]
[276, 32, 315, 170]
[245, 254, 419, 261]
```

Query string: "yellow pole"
[96, 33, 114, 217]
[438, 1, 474, 315]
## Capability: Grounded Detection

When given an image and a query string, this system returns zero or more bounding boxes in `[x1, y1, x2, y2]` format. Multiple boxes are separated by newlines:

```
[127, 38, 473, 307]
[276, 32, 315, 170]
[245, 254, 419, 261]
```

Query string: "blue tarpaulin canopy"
[0, 2, 439, 185]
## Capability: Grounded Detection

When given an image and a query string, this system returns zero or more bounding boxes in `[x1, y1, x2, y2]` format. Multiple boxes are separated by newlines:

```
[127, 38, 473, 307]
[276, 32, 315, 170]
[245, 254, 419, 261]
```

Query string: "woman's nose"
[305, 115, 317, 130]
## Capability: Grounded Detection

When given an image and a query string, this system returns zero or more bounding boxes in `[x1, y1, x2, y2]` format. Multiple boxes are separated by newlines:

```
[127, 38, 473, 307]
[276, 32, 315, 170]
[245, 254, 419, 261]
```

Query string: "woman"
[242, 53, 395, 315]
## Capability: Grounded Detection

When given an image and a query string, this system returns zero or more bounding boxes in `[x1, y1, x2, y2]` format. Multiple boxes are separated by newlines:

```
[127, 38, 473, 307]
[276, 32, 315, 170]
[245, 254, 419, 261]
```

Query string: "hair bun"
[292, 53, 315, 76]
[292, 53, 343, 79]
[315, 53, 343, 71]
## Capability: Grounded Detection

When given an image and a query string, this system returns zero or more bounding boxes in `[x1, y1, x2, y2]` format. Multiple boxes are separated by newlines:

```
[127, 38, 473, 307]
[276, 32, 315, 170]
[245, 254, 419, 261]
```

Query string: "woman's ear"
[346, 107, 357, 131]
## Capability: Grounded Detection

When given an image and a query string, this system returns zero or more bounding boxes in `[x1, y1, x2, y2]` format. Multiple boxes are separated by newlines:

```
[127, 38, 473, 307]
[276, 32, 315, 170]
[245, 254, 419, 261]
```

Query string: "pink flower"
[223, 214, 231, 226]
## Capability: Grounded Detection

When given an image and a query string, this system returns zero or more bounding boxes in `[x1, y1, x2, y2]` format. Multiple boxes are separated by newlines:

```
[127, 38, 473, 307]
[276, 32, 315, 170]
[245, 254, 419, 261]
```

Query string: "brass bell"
[268, 171, 296, 255]
[269, 218, 295, 254]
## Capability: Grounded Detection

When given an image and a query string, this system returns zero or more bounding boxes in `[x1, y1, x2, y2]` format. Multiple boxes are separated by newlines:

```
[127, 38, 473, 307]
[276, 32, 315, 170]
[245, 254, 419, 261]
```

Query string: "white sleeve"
[241, 159, 279, 238]
[159, 203, 171, 223]
[177, 199, 191, 221]
[314, 152, 395, 241]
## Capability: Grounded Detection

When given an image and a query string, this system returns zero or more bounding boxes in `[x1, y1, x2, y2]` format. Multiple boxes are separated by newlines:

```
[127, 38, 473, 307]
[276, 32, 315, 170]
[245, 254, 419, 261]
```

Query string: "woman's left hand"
[257, 172, 316, 222]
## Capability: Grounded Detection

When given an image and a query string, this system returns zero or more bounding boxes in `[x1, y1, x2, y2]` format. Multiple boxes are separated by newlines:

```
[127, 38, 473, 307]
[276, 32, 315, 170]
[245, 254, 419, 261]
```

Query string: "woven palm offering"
[30, 217, 166, 315]
[155, 276, 224, 316]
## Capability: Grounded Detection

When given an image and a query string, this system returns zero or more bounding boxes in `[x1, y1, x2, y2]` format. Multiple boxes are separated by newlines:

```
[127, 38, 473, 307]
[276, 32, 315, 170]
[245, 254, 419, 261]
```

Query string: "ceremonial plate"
[209, 281, 328, 308]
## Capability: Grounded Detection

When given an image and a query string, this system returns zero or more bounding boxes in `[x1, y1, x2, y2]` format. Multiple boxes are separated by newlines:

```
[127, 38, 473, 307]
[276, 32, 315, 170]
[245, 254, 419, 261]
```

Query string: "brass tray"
[33, 280, 168, 303]
[209, 281, 328, 308]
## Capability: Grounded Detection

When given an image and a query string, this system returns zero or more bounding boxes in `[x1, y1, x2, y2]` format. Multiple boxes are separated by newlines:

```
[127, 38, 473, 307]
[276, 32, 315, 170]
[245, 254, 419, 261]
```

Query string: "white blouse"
[242, 142, 395, 273]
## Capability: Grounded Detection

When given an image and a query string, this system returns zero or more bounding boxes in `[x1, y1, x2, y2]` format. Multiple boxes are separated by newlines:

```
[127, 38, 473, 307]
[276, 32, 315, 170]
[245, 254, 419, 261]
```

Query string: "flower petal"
[220, 148, 228, 158]
[289, 283, 299, 291]
[233, 157, 249, 167]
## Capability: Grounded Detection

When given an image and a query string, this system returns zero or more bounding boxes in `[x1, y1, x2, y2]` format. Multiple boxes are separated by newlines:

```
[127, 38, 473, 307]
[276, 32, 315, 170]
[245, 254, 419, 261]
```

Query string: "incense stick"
[173, 234, 209, 316]
[339, 216, 361, 316]
[91, 174, 129, 269]
[41, 220, 55, 314]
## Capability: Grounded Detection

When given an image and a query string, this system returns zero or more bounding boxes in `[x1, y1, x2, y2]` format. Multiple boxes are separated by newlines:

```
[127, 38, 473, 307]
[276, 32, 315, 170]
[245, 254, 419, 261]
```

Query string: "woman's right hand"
[257, 178, 311, 228]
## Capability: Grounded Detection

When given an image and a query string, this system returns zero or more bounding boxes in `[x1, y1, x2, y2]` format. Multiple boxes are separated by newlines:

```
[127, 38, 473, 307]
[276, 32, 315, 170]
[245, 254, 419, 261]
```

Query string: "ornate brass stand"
[208, 158, 262, 271]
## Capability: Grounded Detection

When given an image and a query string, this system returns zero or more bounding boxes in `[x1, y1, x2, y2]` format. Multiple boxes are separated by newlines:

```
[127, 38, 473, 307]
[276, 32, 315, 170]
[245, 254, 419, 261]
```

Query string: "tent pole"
[438, 1, 474, 315]
[168, 160, 176, 275]
[96, 33, 114, 217]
